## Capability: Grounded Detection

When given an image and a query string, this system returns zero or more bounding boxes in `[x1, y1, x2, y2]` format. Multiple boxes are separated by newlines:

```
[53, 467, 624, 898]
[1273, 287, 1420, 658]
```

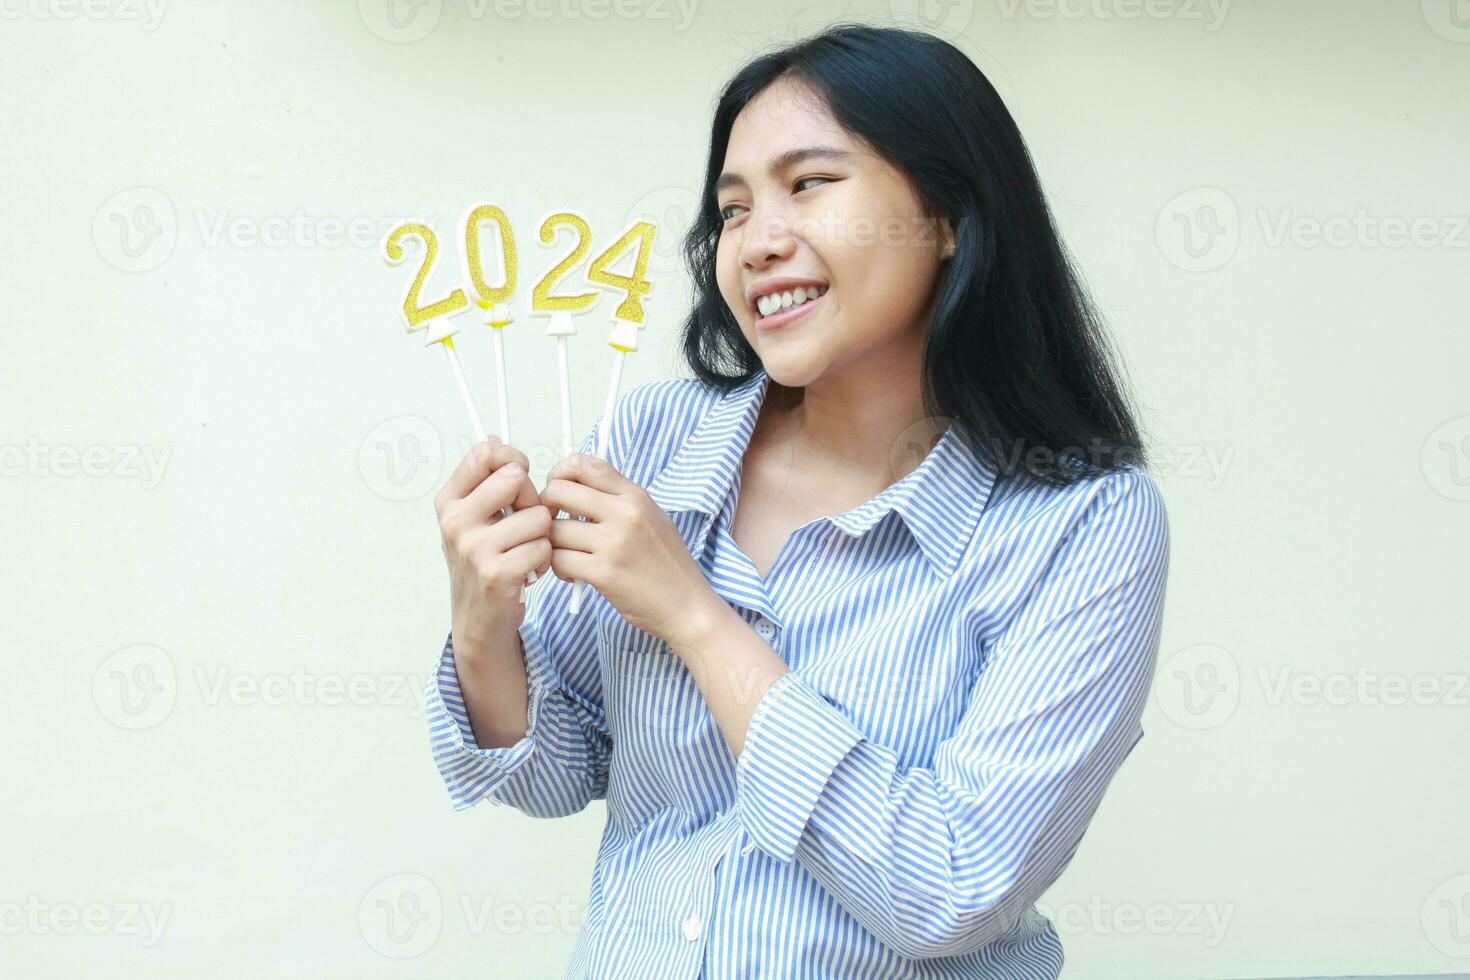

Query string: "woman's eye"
[718, 179, 830, 224]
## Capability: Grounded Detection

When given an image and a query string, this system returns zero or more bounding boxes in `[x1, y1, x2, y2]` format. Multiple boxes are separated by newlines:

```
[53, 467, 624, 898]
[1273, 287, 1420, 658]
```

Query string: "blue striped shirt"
[426, 368, 1170, 978]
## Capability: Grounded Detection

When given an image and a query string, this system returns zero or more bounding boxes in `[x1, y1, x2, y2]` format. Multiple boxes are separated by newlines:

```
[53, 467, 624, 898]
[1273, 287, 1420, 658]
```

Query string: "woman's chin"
[757, 352, 827, 390]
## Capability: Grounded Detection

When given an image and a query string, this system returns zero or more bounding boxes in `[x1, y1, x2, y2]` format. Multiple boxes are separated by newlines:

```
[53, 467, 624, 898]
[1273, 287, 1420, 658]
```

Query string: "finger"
[463, 460, 537, 521]
[464, 503, 552, 555]
[495, 533, 554, 582]
[540, 477, 613, 522]
[500, 458, 542, 513]
[440, 436, 503, 502]
[440, 437, 532, 507]
[550, 547, 597, 585]
[546, 453, 629, 495]
[547, 512, 598, 554]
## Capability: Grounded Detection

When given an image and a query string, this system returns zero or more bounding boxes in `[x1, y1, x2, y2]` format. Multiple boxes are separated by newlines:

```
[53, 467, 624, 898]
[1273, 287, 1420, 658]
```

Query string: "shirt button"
[682, 912, 702, 941]
[753, 618, 777, 641]
[741, 841, 756, 856]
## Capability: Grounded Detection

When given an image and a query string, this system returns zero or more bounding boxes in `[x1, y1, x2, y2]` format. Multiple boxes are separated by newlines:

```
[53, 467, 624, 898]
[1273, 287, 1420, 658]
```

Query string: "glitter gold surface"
[383, 221, 469, 328]
[531, 210, 599, 313]
[587, 220, 656, 323]
[462, 204, 517, 307]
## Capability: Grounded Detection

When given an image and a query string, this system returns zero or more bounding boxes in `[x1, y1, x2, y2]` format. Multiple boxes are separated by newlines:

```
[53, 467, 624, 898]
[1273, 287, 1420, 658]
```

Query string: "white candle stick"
[492, 325, 512, 446]
[566, 318, 640, 617]
[383, 217, 530, 603]
[429, 327, 532, 604]
[542, 310, 583, 601]
[474, 302, 535, 590]
[441, 336, 486, 442]
[555, 332, 575, 460]
[526, 212, 657, 617]
[460, 204, 535, 592]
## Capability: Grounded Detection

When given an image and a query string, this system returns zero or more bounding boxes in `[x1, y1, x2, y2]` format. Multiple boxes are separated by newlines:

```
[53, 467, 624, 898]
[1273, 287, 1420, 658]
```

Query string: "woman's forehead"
[729, 78, 847, 147]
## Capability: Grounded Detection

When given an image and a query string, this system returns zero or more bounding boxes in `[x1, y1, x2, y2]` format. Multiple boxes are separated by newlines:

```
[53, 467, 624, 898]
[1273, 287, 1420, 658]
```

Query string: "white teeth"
[756, 284, 826, 318]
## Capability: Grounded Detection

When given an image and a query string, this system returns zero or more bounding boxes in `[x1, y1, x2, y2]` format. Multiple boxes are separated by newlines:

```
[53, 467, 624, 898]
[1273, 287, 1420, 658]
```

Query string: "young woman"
[428, 24, 1169, 979]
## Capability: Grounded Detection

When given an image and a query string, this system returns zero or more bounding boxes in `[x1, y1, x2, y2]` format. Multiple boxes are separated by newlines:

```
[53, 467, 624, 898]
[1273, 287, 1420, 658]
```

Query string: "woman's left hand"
[540, 453, 720, 644]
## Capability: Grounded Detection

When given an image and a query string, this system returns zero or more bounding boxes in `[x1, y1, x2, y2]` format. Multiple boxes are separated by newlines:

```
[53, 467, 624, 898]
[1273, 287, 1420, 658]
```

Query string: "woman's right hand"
[435, 436, 553, 663]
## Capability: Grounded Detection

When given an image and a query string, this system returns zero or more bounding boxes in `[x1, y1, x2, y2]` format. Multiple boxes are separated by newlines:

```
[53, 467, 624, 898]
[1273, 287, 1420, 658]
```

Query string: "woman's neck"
[765, 356, 940, 491]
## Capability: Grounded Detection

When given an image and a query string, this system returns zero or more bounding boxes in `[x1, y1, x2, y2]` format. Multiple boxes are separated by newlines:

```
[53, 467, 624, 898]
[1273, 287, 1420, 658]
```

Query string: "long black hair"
[679, 23, 1149, 486]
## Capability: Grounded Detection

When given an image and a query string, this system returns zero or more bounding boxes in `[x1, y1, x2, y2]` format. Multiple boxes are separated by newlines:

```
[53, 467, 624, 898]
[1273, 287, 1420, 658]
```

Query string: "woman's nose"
[739, 210, 798, 270]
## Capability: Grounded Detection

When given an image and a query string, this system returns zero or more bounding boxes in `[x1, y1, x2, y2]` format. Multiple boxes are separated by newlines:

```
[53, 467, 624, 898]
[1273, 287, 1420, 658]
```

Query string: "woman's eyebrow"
[716, 145, 851, 194]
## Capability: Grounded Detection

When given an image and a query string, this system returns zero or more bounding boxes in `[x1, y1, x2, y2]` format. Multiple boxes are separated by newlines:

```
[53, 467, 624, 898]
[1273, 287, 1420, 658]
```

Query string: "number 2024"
[383, 207, 657, 330]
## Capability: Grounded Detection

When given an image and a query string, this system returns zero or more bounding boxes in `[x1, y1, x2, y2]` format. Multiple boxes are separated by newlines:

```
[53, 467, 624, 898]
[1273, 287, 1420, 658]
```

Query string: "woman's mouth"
[755, 285, 827, 332]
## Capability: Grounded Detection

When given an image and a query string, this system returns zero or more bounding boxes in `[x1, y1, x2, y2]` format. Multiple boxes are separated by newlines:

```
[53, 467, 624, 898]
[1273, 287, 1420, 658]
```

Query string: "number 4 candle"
[563, 218, 658, 617]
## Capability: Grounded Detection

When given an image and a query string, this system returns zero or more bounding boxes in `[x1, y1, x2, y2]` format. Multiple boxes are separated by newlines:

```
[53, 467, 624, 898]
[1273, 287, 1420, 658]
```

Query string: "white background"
[2, 1, 1467, 977]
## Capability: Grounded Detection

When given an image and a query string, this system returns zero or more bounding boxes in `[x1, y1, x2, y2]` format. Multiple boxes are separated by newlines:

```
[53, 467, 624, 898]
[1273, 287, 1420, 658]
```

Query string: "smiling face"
[714, 75, 953, 388]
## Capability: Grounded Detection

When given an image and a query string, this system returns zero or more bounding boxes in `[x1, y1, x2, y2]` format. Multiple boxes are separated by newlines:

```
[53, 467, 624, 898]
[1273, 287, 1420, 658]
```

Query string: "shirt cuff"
[425, 628, 551, 805]
[733, 671, 865, 864]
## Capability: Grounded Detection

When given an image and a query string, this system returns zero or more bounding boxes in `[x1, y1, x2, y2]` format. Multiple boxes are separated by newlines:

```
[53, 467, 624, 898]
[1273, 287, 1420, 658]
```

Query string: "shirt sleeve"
[424, 393, 645, 816]
[424, 575, 609, 816]
[732, 466, 1171, 960]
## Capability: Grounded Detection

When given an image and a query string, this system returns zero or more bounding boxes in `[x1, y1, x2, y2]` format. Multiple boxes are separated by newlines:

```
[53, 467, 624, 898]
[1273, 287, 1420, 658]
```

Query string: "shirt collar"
[645, 369, 998, 579]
